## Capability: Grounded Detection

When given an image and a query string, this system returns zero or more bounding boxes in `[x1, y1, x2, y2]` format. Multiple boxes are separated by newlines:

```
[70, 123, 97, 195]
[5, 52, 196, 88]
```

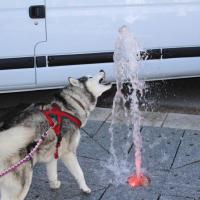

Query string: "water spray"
[113, 25, 150, 188]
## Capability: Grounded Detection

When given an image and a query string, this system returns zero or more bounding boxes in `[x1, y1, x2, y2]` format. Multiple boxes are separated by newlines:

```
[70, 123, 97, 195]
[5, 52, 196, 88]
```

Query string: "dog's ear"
[68, 77, 80, 87]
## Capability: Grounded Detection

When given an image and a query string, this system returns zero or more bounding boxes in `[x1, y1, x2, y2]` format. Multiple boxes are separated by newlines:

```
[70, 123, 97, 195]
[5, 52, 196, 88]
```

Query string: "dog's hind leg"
[17, 170, 33, 200]
[61, 151, 91, 193]
[1, 177, 25, 200]
[46, 159, 61, 189]
[1, 183, 24, 200]
[1, 188, 10, 200]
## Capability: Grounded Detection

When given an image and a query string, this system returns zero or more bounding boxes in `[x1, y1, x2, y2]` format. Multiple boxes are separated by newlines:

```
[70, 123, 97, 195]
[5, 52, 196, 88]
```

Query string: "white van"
[0, 0, 200, 93]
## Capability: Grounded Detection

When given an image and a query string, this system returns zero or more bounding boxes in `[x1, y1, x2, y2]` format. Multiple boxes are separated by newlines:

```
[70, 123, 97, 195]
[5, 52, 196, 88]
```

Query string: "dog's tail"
[0, 126, 34, 160]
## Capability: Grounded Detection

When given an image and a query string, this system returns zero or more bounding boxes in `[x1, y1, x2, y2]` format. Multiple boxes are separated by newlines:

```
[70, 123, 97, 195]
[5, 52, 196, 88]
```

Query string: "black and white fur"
[0, 70, 112, 200]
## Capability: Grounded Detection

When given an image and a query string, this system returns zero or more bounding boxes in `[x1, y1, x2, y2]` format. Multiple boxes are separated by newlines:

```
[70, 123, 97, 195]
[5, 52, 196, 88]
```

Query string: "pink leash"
[0, 125, 55, 178]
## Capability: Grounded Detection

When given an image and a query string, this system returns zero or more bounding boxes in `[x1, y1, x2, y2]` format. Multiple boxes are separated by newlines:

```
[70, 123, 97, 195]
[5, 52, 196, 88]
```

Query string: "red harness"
[43, 104, 81, 159]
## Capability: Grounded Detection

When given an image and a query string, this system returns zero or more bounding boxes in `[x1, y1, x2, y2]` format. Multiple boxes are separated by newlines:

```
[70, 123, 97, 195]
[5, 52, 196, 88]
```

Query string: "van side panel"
[35, 0, 200, 87]
[40, 1, 200, 53]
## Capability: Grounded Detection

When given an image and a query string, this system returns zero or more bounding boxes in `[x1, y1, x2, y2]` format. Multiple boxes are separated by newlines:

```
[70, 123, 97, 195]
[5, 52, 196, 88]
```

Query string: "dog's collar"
[42, 103, 81, 159]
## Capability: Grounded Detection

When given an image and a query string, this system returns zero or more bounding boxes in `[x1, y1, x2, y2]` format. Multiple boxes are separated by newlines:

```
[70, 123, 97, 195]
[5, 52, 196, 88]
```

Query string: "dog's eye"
[79, 76, 88, 82]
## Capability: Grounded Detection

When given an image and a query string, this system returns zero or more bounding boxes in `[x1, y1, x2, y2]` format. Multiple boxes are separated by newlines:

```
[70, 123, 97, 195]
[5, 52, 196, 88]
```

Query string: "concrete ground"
[13, 108, 200, 200]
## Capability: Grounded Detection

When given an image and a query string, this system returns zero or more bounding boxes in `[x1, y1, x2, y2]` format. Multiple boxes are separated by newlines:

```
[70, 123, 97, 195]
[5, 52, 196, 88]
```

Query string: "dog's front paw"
[81, 185, 91, 194]
[50, 180, 61, 189]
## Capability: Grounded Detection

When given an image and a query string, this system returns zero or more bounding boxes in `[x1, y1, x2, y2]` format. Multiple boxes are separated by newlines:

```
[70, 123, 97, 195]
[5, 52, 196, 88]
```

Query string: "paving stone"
[78, 158, 113, 188]
[100, 184, 160, 200]
[69, 190, 105, 200]
[163, 113, 200, 131]
[106, 111, 167, 127]
[93, 122, 133, 158]
[143, 169, 169, 194]
[162, 164, 200, 199]
[89, 107, 111, 122]
[160, 195, 194, 200]
[27, 158, 110, 200]
[172, 129, 200, 169]
[142, 111, 167, 127]
[56, 157, 112, 189]
[129, 127, 184, 170]
[78, 131, 110, 161]
[82, 121, 105, 137]
[28, 179, 104, 200]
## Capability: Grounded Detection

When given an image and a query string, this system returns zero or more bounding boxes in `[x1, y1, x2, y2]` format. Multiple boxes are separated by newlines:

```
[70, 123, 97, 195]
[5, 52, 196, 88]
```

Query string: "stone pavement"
[23, 108, 200, 200]
[1, 106, 200, 200]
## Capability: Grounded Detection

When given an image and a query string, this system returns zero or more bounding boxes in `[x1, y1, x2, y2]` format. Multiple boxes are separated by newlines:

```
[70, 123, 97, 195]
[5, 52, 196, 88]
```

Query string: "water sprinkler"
[128, 174, 150, 188]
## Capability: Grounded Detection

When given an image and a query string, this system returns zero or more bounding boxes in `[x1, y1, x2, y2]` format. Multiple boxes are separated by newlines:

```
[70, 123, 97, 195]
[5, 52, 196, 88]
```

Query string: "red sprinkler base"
[128, 174, 150, 188]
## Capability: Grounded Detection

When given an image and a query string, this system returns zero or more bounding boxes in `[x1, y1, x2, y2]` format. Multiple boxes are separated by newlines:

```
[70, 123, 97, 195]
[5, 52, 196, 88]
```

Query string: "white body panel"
[0, 0, 46, 88]
[1, 0, 200, 92]
[38, 1, 200, 53]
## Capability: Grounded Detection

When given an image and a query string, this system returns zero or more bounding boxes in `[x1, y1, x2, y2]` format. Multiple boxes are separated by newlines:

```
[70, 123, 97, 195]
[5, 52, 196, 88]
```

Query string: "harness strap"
[43, 104, 81, 159]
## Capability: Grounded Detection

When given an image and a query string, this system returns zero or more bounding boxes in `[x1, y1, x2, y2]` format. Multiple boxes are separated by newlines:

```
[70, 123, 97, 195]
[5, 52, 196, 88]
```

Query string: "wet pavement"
[4, 107, 197, 200]
[0, 102, 200, 200]
[1, 78, 200, 200]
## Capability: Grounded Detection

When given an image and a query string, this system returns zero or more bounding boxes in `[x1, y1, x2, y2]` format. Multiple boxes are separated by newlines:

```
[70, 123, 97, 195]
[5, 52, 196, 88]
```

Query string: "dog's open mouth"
[99, 70, 112, 86]
[99, 77, 111, 86]
[99, 72, 105, 84]
[99, 77, 104, 84]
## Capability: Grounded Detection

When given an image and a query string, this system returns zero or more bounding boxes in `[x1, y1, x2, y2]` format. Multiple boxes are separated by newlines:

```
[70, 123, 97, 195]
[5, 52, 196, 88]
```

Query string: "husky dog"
[0, 70, 112, 200]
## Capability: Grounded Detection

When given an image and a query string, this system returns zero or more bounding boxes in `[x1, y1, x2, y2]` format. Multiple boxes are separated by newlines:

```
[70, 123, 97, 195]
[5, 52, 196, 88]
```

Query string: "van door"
[0, 0, 46, 92]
